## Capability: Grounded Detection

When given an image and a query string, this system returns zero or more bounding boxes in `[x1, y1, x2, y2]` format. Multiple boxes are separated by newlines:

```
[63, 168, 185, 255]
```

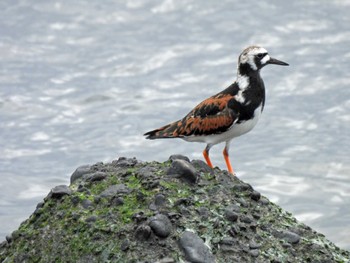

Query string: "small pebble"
[135, 225, 151, 241]
[112, 157, 138, 167]
[168, 154, 190, 163]
[149, 214, 172, 238]
[99, 184, 130, 198]
[82, 199, 93, 209]
[49, 185, 72, 199]
[250, 190, 261, 201]
[273, 230, 300, 244]
[70, 165, 91, 184]
[225, 209, 239, 222]
[249, 249, 260, 257]
[179, 231, 215, 263]
[120, 239, 129, 251]
[85, 215, 98, 223]
[240, 215, 253, 224]
[87, 171, 107, 182]
[167, 159, 198, 184]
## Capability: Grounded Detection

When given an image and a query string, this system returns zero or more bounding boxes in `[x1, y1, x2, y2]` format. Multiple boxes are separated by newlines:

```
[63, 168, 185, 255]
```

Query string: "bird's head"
[238, 46, 289, 73]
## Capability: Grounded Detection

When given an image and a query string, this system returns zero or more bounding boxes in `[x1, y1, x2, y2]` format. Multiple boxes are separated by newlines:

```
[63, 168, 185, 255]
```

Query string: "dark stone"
[191, 159, 214, 174]
[120, 239, 129, 251]
[249, 249, 259, 257]
[49, 185, 72, 199]
[249, 241, 261, 249]
[149, 214, 172, 238]
[154, 194, 166, 207]
[137, 166, 158, 179]
[70, 164, 91, 184]
[111, 197, 124, 206]
[87, 171, 107, 182]
[99, 184, 130, 198]
[174, 198, 192, 207]
[85, 215, 98, 223]
[225, 208, 239, 222]
[273, 230, 300, 244]
[135, 225, 151, 241]
[260, 198, 270, 205]
[112, 157, 138, 167]
[156, 257, 176, 263]
[179, 231, 215, 263]
[229, 226, 240, 237]
[81, 199, 93, 209]
[250, 190, 261, 201]
[36, 201, 44, 209]
[71, 196, 80, 205]
[233, 183, 253, 192]
[150, 194, 167, 211]
[132, 211, 147, 223]
[5, 235, 12, 244]
[240, 215, 253, 224]
[169, 154, 190, 163]
[167, 159, 198, 184]
[220, 237, 236, 246]
[197, 207, 210, 219]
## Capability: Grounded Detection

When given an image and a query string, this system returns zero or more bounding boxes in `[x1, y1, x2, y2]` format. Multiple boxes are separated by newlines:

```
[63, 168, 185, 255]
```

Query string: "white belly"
[184, 104, 262, 145]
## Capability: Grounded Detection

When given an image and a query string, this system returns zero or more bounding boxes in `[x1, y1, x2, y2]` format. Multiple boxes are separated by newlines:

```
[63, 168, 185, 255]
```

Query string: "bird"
[144, 45, 289, 175]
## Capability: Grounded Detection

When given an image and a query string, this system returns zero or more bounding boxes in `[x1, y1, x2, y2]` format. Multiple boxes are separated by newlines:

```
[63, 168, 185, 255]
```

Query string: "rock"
[167, 159, 198, 184]
[191, 159, 214, 174]
[111, 196, 124, 206]
[86, 171, 107, 182]
[120, 239, 129, 251]
[250, 190, 261, 201]
[197, 207, 210, 219]
[49, 185, 72, 199]
[112, 157, 138, 167]
[5, 235, 12, 244]
[240, 215, 253, 224]
[225, 207, 239, 222]
[273, 230, 300, 244]
[249, 249, 259, 257]
[85, 215, 98, 223]
[150, 194, 167, 211]
[155, 257, 176, 263]
[249, 241, 261, 249]
[154, 194, 166, 207]
[81, 199, 93, 209]
[179, 231, 215, 263]
[2, 157, 349, 263]
[169, 154, 190, 163]
[70, 165, 91, 184]
[99, 184, 130, 198]
[149, 214, 172, 238]
[135, 225, 151, 241]
[233, 183, 253, 192]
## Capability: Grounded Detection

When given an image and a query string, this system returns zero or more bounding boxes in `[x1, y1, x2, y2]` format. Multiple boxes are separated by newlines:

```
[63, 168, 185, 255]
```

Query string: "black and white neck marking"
[235, 46, 269, 104]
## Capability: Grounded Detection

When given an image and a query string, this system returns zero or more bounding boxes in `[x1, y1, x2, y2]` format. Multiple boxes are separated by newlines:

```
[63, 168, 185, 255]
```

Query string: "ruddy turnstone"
[144, 46, 288, 175]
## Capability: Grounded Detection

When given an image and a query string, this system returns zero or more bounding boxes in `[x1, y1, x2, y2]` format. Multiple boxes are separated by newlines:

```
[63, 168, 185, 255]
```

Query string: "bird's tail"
[144, 120, 183, 139]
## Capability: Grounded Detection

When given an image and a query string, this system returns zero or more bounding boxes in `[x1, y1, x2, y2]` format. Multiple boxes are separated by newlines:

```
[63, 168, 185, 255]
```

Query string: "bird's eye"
[257, 53, 264, 59]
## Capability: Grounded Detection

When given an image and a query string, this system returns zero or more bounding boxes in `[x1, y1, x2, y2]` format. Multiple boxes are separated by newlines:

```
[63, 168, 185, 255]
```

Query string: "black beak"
[268, 57, 289, 66]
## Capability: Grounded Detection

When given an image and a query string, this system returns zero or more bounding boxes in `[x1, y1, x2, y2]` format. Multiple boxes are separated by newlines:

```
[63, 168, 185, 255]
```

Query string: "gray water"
[1, 0, 349, 250]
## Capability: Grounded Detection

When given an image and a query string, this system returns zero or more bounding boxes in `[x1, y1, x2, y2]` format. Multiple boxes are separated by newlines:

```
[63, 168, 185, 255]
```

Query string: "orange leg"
[223, 146, 234, 175]
[202, 146, 214, 168]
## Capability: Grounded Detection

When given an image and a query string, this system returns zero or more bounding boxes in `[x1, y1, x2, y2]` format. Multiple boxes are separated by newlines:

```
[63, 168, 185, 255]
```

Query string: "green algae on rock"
[1, 156, 349, 263]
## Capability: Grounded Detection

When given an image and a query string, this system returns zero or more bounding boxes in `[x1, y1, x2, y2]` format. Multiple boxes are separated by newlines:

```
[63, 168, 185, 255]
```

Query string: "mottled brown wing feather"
[144, 94, 239, 139]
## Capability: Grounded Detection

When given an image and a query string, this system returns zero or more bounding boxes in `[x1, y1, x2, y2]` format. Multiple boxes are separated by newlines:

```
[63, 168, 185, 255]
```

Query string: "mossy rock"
[1, 156, 349, 263]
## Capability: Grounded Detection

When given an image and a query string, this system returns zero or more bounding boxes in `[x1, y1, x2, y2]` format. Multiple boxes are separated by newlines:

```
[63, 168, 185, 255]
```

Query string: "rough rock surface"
[1, 156, 349, 263]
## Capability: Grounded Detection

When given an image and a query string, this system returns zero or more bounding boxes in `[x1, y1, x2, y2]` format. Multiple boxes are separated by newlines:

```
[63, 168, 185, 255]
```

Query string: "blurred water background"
[0, 0, 349, 249]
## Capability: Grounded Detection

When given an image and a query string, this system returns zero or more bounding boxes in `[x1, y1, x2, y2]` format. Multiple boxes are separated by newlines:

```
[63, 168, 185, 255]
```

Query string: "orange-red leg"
[203, 145, 214, 168]
[223, 146, 234, 175]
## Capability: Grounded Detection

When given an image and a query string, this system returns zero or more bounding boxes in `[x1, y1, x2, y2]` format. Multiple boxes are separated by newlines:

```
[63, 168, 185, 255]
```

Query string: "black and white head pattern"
[239, 46, 271, 71]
